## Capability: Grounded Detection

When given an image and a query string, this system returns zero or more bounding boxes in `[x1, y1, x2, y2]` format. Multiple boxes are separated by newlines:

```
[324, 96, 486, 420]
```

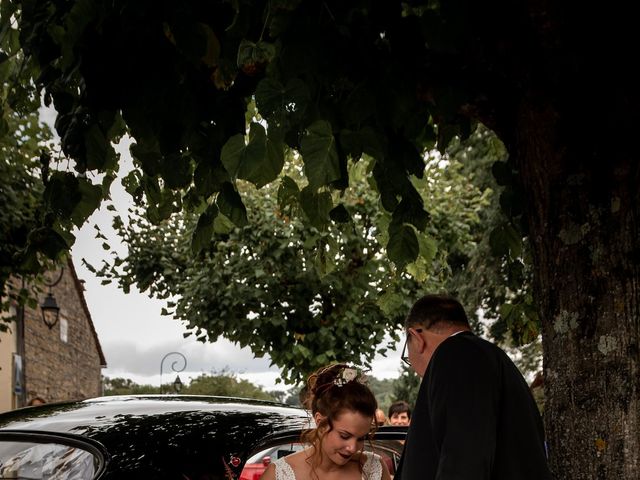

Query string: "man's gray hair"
[405, 294, 470, 330]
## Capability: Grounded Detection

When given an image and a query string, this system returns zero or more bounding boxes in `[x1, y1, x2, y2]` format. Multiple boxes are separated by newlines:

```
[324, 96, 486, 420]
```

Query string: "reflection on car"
[0, 395, 407, 479]
[0, 437, 97, 478]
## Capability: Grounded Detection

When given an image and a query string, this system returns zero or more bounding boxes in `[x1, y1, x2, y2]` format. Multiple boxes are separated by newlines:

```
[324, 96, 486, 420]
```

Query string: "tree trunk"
[514, 94, 640, 478]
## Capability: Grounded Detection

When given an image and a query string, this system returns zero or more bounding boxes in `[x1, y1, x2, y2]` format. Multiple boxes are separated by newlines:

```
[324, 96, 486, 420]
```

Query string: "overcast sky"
[65, 130, 405, 394]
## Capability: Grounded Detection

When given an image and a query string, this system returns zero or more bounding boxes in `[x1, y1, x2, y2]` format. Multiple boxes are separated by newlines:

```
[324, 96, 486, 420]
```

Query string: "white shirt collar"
[449, 330, 469, 337]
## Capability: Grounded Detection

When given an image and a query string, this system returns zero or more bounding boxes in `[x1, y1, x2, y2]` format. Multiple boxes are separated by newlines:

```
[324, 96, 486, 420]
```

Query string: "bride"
[261, 363, 391, 480]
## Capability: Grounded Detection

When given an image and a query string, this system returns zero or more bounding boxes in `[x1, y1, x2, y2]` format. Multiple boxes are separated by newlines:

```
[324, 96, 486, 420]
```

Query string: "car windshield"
[0, 440, 97, 479]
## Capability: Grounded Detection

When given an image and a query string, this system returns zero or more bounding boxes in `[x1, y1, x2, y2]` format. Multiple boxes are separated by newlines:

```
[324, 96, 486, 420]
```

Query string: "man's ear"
[410, 328, 426, 353]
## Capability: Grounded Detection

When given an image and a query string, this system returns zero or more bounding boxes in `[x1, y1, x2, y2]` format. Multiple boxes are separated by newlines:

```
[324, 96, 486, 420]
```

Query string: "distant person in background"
[375, 408, 388, 426]
[27, 397, 46, 406]
[388, 401, 411, 426]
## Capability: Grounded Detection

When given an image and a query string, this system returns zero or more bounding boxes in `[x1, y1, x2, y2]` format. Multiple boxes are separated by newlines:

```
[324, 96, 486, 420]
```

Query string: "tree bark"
[514, 93, 640, 478]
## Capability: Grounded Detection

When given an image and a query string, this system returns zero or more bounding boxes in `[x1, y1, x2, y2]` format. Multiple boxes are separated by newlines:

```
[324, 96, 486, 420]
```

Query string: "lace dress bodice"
[273, 451, 383, 480]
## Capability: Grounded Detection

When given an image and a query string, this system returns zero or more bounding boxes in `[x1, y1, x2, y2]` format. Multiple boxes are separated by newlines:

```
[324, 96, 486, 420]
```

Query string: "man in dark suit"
[396, 294, 552, 479]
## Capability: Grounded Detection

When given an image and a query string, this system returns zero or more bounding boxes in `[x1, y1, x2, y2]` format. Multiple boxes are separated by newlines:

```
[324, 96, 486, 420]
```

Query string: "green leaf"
[106, 111, 127, 140]
[263, 132, 286, 186]
[160, 152, 193, 189]
[320, 237, 339, 275]
[300, 186, 332, 228]
[339, 127, 385, 162]
[192, 204, 218, 253]
[37, 228, 71, 259]
[182, 187, 205, 212]
[387, 224, 419, 268]
[378, 288, 405, 316]
[156, 188, 181, 221]
[169, 20, 213, 64]
[300, 120, 341, 189]
[221, 123, 284, 188]
[52, 223, 76, 249]
[217, 182, 248, 227]
[213, 213, 235, 234]
[490, 223, 522, 259]
[45, 172, 81, 218]
[391, 197, 429, 232]
[500, 303, 518, 328]
[221, 132, 261, 178]
[194, 163, 229, 198]
[417, 233, 438, 262]
[199, 23, 221, 67]
[71, 178, 104, 226]
[122, 171, 142, 201]
[82, 259, 97, 273]
[85, 124, 117, 170]
[18, 248, 42, 273]
[237, 39, 276, 67]
[278, 175, 300, 209]
[130, 142, 162, 177]
[329, 204, 350, 223]
[255, 78, 311, 119]
[65, 0, 97, 46]
[0, 115, 9, 138]
[102, 173, 116, 192]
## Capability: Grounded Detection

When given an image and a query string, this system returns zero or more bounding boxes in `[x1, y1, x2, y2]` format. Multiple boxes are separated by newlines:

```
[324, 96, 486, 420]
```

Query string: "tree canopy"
[2, 0, 503, 280]
[3, 0, 639, 477]
[92, 127, 523, 383]
[0, 40, 55, 317]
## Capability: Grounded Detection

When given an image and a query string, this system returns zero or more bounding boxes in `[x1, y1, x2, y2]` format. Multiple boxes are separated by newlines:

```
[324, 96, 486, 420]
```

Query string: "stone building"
[0, 258, 106, 411]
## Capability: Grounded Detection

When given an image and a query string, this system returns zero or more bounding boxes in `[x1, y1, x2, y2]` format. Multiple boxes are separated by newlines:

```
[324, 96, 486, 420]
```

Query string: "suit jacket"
[396, 332, 552, 479]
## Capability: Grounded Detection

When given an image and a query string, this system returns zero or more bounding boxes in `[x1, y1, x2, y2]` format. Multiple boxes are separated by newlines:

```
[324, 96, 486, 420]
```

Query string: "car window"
[365, 439, 404, 476]
[245, 443, 304, 464]
[0, 433, 105, 480]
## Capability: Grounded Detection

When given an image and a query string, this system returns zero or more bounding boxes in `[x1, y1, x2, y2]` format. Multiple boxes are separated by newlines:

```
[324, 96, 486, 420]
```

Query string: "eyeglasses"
[400, 328, 422, 366]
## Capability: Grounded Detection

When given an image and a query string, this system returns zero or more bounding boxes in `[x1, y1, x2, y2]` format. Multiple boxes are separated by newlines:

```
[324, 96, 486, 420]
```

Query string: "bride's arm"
[259, 462, 276, 480]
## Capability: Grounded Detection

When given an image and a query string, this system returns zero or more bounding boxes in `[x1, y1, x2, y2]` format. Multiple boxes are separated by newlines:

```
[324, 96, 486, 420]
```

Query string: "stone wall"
[22, 261, 105, 403]
[0, 315, 18, 412]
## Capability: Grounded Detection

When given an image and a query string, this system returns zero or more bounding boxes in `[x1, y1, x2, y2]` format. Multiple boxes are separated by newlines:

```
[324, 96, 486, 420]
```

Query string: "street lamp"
[160, 352, 187, 394]
[40, 267, 64, 329]
[41, 292, 60, 329]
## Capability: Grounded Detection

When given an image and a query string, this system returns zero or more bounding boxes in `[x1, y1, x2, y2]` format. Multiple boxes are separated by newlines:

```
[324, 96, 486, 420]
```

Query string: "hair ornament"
[312, 364, 368, 397]
[335, 367, 360, 385]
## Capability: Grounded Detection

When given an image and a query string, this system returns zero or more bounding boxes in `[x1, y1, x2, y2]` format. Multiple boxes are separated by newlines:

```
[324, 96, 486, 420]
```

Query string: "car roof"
[0, 395, 309, 434]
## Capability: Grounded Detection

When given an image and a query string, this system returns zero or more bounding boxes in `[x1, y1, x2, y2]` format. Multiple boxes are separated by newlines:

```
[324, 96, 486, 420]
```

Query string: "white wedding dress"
[273, 451, 383, 480]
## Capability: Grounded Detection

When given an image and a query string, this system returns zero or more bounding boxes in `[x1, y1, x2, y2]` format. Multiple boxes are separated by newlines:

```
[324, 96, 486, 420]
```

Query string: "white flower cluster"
[333, 367, 365, 387]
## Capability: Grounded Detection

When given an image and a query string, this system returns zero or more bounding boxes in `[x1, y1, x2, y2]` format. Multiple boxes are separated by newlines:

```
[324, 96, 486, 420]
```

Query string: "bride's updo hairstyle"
[301, 363, 378, 454]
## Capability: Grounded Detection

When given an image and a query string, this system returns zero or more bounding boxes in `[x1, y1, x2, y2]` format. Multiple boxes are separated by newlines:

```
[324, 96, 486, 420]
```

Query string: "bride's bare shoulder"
[281, 448, 314, 468]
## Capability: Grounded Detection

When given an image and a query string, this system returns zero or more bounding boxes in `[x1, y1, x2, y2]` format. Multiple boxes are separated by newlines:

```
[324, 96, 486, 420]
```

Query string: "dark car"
[0, 395, 406, 479]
